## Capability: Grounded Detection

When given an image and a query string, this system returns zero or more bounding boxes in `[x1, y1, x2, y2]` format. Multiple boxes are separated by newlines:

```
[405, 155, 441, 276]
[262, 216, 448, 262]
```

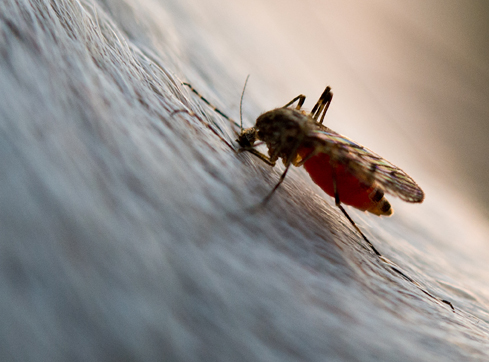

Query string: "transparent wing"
[309, 127, 425, 203]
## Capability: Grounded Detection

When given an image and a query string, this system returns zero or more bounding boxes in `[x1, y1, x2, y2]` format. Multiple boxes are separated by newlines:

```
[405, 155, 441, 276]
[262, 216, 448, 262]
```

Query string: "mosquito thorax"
[255, 108, 312, 151]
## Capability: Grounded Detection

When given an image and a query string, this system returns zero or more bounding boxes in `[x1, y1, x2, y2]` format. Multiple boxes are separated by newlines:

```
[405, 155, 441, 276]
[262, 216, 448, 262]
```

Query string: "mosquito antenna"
[239, 75, 250, 131]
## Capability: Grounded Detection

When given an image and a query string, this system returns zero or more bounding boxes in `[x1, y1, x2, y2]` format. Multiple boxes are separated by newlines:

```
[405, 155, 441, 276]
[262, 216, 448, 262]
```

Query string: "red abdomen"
[298, 148, 392, 216]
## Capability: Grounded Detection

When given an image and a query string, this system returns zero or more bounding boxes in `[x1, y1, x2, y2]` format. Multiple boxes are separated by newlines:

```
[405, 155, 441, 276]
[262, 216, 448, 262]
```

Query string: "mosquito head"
[236, 127, 257, 149]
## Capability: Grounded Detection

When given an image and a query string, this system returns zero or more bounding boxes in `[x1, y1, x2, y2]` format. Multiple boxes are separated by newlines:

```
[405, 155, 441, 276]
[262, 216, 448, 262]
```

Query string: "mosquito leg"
[311, 86, 333, 124]
[171, 109, 235, 151]
[182, 82, 241, 129]
[239, 162, 291, 214]
[379, 256, 455, 311]
[392, 267, 455, 311]
[260, 162, 293, 206]
[239, 148, 276, 166]
[331, 169, 381, 256]
[331, 170, 454, 309]
[246, 139, 304, 212]
[330, 166, 454, 309]
[283, 94, 306, 110]
[337, 204, 382, 256]
[256, 131, 313, 204]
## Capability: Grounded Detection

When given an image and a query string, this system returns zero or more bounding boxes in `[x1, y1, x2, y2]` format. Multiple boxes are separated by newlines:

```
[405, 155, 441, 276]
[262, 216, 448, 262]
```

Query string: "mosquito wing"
[309, 127, 424, 203]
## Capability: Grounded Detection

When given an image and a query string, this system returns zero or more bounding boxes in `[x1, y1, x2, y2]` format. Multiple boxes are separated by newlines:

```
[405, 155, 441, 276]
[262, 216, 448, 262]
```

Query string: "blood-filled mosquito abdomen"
[298, 148, 392, 216]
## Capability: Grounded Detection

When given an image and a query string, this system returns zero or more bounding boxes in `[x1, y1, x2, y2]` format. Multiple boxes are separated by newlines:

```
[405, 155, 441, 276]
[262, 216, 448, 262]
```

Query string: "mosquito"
[182, 82, 424, 251]
[180, 80, 453, 310]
